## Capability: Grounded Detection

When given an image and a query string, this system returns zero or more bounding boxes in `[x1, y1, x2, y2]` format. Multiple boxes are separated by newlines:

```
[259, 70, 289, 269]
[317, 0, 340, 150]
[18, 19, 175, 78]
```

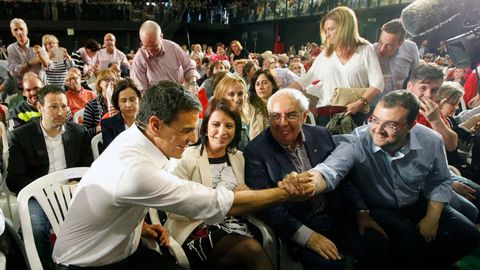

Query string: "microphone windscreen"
[401, 0, 461, 37]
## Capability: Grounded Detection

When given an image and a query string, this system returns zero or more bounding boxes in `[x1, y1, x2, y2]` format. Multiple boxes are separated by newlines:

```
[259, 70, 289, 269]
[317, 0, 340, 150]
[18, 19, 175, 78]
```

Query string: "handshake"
[278, 171, 319, 200]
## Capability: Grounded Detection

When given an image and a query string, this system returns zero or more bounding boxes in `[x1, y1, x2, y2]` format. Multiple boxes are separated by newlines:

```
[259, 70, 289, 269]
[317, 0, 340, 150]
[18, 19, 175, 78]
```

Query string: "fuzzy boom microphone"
[401, 0, 476, 37]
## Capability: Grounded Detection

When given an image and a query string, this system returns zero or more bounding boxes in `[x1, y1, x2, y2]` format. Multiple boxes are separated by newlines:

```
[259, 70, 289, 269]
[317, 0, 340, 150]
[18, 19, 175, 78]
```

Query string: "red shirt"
[66, 88, 96, 116]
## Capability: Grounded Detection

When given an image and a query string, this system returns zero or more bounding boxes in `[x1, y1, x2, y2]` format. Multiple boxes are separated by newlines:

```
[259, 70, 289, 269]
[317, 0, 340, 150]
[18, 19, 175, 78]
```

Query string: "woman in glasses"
[168, 98, 274, 270]
[83, 68, 117, 138]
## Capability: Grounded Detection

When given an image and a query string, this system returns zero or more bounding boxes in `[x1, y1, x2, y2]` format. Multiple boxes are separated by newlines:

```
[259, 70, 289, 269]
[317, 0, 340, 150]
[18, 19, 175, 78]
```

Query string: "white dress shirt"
[40, 122, 67, 173]
[53, 124, 234, 267]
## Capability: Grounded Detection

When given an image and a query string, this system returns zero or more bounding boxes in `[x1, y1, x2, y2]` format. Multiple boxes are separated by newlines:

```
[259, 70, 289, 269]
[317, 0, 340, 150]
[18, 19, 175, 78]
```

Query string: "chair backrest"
[0, 122, 8, 174]
[17, 167, 89, 270]
[91, 133, 103, 160]
[73, 109, 85, 125]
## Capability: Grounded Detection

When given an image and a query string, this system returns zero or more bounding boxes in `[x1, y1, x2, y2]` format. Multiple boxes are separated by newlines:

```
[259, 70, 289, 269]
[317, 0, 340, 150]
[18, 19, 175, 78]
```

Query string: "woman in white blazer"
[168, 98, 274, 270]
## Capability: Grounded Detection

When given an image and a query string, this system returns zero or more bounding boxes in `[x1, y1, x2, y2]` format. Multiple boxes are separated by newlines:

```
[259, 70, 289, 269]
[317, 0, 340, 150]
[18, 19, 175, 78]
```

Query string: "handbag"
[325, 112, 357, 135]
[330, 87, 370, 113]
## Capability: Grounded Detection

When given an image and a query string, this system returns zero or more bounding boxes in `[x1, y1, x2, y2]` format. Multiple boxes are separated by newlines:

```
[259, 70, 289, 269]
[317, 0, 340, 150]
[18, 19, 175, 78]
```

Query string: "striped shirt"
[83, 95, 107, 139]
[45, 60, 72, 87]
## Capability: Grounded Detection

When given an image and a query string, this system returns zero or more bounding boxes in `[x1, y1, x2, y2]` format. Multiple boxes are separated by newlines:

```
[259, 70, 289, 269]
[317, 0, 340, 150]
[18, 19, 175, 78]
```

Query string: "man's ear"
[406, 80, 413, 90]
[36, 102, 42, 112]
[149, 115, 162, 132]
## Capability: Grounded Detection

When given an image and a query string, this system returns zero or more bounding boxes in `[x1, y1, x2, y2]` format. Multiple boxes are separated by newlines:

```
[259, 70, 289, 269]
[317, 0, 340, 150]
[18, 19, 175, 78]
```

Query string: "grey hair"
[267, 88, 310, 113]
[140, 20, 162, 38]
[10, 18, 27, 32]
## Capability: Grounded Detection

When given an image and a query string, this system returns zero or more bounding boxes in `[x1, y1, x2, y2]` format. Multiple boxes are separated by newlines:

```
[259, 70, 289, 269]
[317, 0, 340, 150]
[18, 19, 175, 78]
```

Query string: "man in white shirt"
[7, 85, 93, 270]
[53, 80, 315, 269]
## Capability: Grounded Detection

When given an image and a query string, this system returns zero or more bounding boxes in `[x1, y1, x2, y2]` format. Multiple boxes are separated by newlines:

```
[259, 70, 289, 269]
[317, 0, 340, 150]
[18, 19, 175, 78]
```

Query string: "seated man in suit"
[244, 88, 366, 270]
[283, 90, 480, 269]
[6, 85, 93, 269]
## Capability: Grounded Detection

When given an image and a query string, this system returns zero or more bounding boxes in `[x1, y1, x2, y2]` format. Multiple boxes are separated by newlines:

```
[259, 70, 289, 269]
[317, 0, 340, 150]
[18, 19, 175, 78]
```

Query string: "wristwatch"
[359, 97, 369, 106]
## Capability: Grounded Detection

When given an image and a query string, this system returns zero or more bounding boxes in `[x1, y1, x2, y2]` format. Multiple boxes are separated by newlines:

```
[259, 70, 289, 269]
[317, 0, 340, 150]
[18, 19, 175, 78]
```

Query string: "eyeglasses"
[102, 77, 116, 82]
[270, 111, 302, 122]
[368, 116, 408, 133]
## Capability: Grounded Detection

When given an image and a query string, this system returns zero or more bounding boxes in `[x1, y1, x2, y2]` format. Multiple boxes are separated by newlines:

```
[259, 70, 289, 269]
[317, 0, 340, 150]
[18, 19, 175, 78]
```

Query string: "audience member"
[211, 43, 229, 63]
[229, 40, 249, 61]
[52, 80, 314, 269]
[213, 73, 250, 150]
[243, 61, 258, 88]
[245, 88, 348, 270]
[65, 68, 96, 116]
[101, 78, 141, 149]
[8, 72, 43, 130]
[71, 38, 101, 78]
[93, 33, 130, 73]
[168, 98, 274, 270]
[7, 18, 48, 87]
[288, 62, 305, 77]
[42, 34, 73, 87]
[201, 60, 227, 98]
[298, 90, 480, 269]
[244, 69, 279, 139]
[289, 7, 384, 126]
[83, 69, 116, 138]
[130, 20, 200, 92]
[373, 19, 419, 98]
[7, 85, 93, 269]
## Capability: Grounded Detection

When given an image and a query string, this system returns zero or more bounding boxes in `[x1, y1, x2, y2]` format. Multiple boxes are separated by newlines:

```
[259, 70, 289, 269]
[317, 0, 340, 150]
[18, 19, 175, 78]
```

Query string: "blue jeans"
[28, 198, 54, 270]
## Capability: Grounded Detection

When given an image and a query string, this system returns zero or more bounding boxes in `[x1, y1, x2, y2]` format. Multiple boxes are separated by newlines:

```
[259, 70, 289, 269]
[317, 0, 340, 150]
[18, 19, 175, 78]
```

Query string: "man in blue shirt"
[282, 90, 480, 270]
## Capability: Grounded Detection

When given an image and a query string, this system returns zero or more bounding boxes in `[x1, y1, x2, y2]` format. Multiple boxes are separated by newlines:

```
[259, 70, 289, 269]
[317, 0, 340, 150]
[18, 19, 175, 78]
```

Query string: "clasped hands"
[142, 222, 170, 247]
[278, 171, 317, 200]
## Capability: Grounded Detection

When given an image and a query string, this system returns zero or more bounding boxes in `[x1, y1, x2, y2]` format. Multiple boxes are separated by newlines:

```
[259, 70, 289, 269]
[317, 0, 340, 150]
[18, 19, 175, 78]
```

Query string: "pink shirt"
[210, 54, 229, 63]
[130, 39, 200, 90]
[93, 48, 130, 72]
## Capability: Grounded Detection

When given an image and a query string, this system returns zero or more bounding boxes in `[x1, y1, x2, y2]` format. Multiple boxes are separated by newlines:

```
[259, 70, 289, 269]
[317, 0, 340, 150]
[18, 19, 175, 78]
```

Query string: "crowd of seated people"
[1, 5, 480, 269]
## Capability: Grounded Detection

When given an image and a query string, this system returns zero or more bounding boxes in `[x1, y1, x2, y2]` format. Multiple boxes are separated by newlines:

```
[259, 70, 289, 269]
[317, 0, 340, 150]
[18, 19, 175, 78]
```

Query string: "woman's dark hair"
[84, 39, 101, 52]
[248, 69, 280, 116]
[111, 78, 141, 111]
[194, 98, 242, 155]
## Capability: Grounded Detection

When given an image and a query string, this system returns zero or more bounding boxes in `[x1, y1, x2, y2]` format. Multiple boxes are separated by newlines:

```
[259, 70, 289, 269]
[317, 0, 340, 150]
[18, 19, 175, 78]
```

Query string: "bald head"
[22, 72, 44, 105]
[104, 33, 116, 52]
[139, 20, 163, 56]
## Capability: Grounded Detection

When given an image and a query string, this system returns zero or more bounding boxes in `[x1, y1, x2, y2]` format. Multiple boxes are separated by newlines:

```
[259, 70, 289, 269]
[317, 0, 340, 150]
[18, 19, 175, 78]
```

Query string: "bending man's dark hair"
[37, 85, 65, 106]
[380, 90, 420, 125]
[136, 80, 201, 126]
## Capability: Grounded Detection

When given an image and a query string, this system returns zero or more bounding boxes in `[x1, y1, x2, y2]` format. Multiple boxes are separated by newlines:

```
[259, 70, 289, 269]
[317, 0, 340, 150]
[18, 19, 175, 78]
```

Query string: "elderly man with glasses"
[282, 90, 480, 270]
[244, 88, 363, 270]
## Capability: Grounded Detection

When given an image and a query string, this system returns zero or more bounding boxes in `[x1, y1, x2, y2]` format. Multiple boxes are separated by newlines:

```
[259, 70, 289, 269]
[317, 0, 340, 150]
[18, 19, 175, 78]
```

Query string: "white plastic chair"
[147, 209, 190, 269]
[90, 133, 103, 160]
[72, 109, 84, 124]
[0, 122, 19, 231]
[17, 167, 89, 270]
[307, 111, 316, 125]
